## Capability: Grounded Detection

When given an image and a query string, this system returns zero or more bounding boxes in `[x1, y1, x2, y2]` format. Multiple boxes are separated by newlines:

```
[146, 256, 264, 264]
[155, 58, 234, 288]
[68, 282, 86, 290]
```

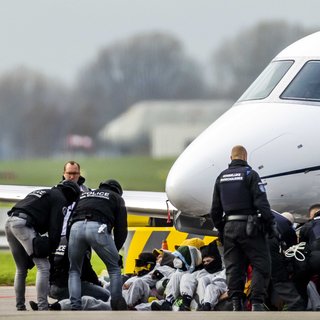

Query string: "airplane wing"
[0, 184, 217, 238]
[0, 184, 176, 218]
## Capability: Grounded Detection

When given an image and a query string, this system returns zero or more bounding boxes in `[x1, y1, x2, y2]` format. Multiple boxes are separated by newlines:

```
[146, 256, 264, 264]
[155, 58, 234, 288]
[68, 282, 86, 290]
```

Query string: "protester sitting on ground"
[153, 240, 228, 311]
[123, 250, 177, 310]
[122, 252, 157, 309]
[195, 241, 228, 311]
[174, 238, 206, 250]
[151, 245, 203, 311]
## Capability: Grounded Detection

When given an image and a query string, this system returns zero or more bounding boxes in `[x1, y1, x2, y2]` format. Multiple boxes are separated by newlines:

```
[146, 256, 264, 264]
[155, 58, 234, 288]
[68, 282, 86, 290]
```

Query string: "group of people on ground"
[4, 147, 320, 312]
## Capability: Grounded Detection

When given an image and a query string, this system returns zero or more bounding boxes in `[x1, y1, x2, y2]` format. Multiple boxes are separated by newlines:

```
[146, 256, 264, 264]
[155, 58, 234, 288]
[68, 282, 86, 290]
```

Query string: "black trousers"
[268, 237, 305, 310]
[223, 220, 271, 303]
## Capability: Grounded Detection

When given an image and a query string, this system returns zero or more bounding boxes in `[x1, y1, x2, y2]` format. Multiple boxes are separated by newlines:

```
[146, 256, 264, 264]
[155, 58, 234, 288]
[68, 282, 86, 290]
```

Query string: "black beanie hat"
[200, 240, 221, 260]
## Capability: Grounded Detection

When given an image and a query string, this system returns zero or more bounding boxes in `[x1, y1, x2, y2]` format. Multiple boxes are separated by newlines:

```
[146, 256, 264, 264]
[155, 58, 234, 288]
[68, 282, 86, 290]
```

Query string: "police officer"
[210, 145, 276, 311]
[295, 204, 320, 306]
[68, 179, 128, 310]
[5, 180, 80, 311]
[268, 212, 305, 310]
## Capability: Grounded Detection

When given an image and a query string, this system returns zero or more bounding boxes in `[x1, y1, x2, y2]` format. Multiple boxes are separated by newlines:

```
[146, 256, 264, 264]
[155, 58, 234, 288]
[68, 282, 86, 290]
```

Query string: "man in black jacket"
[5, 181, 80, 311]
[210, 145, 276, 311]
[68, 179, 128, 310]
[295, 204, 320, 306]
[47, 160, 108, 301]
[61, 160, 89, 236]
[267, 211, 305, 310]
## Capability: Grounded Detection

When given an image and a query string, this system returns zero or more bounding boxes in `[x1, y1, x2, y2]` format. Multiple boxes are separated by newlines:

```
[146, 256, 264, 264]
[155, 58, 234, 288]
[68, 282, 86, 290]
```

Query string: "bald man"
[210, 145, 276, 311]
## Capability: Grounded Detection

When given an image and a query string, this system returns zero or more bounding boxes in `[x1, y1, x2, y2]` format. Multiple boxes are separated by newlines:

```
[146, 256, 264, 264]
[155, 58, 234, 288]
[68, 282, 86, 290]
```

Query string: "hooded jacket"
[173, 245, 202, 272]
[8, 187, 69, 251]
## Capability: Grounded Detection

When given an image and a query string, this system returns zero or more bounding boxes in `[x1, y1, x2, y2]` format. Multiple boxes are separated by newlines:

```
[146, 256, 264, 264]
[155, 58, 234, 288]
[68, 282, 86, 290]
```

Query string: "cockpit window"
[238, 60, 293, 102]
[281, 61, 320, 101]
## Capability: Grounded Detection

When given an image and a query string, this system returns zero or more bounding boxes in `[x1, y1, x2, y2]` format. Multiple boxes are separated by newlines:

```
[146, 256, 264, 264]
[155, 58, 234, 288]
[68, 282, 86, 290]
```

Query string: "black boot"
[111, 297, 128, 310]
[151, 301, 162, 310]
[49, 302, 61, 311]
[160, 300, 173, 311]
[199, 302, 211, 311]
[179, 294, 192, 311]
[29, 301, 38, 311]
[232, 297, 243, 311]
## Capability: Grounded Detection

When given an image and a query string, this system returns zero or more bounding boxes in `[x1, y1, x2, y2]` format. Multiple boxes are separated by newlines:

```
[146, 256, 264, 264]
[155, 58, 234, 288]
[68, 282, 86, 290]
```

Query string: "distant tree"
[73, 32, 208, 134]
[210, 21, 316, 99]
[0, 67, 70, 158]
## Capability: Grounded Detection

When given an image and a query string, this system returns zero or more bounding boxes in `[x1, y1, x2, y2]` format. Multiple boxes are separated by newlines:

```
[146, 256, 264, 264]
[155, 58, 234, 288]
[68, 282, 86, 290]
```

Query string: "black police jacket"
[71, 187, 128, 251]
[61, 175, 90, 192]
[49, 236, 100, 287]
[299, 213, 320, 251]
[8, 187, 69, 252]
[272, 212, 297, 247]
[210, 159, 274, 230]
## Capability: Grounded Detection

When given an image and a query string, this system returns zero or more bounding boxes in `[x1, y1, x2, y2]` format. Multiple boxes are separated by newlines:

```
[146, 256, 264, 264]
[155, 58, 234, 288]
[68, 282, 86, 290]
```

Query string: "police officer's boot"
[111, 297, 128, 310]
[231, 297, 244, 311]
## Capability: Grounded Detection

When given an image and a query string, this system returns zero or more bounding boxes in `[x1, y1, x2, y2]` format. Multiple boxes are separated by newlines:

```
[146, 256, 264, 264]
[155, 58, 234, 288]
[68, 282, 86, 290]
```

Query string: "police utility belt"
[71, 210, 111, 231]
[9, 211, 35, 227]
[225, 213, 262, 237]
[225, 215, 249, 221]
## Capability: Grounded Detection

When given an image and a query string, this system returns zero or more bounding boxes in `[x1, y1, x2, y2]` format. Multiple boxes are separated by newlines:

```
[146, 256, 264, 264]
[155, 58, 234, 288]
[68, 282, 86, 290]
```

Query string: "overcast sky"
[0, 0, 319, 85]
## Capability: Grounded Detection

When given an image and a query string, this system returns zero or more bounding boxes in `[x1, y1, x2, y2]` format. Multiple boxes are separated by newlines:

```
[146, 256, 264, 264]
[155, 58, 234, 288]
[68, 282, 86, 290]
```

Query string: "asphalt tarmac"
[0, 286, 319, 320]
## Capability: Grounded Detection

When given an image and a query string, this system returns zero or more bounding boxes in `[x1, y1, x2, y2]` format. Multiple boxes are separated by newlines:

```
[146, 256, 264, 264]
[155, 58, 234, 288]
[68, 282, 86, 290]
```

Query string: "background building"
[99, 100, 233, 157]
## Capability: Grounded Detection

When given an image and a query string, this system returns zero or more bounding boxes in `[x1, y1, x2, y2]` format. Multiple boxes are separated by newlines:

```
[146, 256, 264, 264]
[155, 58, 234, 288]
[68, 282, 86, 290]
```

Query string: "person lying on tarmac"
[29, 296, 112, 311]
[49, 238, 110, 301]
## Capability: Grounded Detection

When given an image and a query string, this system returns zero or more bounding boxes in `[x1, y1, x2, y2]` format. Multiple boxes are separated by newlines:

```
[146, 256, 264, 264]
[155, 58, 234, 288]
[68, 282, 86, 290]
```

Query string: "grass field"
[0, 156, 176, 285]
[0, 156, 176, 191]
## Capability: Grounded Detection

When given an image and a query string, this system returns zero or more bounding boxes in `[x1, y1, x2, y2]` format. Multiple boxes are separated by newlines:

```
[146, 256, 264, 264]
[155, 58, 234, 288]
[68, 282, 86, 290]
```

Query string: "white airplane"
[166, 30, 320, 234]
[1, 31, 320, 237]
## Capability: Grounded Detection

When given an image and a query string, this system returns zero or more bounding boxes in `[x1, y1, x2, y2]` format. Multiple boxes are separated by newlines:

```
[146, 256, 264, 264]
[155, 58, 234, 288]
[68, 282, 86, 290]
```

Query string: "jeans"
[68, 220, 122, 310]
[5, 216, 49, 310]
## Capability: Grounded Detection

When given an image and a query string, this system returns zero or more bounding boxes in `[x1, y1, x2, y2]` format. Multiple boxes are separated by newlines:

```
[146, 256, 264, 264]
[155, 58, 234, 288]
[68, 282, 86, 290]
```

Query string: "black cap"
[99, 179, 123, 195]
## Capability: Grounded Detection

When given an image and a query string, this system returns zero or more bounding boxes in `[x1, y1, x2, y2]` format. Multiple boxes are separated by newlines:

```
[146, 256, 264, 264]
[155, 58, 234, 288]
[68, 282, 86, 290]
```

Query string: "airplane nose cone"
[165, 141, 223, 216]
[165, 105, 250, 216]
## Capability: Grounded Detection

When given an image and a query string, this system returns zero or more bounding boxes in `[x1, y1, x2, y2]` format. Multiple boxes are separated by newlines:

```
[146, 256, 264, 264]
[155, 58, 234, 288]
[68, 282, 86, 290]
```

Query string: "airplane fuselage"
[166, 31, 320, 222]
